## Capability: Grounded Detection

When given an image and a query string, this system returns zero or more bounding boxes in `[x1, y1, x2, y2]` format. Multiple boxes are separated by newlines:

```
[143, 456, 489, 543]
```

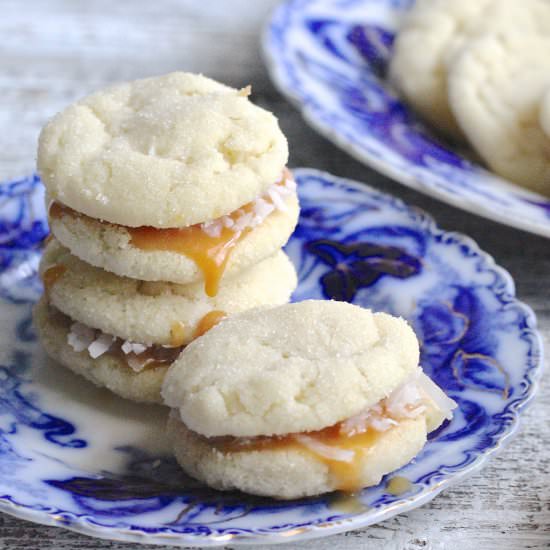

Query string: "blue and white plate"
[263, 0, 550, 238]
[0, 169, 542, 546]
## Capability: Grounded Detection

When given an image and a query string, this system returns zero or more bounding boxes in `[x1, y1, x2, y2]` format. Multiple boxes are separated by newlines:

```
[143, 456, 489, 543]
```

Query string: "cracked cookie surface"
[38, 72, 288, 227]
[162, 300, 419, 438]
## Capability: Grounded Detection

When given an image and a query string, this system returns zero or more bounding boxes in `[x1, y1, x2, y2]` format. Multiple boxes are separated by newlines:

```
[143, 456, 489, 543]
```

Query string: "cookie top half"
[38, 72, 288, 227]
[162, 300, 419, 438]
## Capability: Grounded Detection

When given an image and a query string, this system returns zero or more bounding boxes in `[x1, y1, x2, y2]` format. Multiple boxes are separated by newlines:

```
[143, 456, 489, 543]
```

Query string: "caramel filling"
[42, 264, 67, 293]
[49, 201, 72, 220]
[49, 169, 295, 297]
[128, 173, 292, 297]
[200, 372, 456, 492]
[65, 309, 226, 372]
[210, 422, 382, 492]
[110, 342, 182, 372]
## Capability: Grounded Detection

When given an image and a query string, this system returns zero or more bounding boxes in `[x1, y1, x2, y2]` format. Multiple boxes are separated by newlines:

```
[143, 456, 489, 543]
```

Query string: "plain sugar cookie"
[389, 0, 493, 138]
[448, 31, 550, 194]
[40, 239, 297, 346]
[390, 0, 550, 140]
[38, 72, 288, 227]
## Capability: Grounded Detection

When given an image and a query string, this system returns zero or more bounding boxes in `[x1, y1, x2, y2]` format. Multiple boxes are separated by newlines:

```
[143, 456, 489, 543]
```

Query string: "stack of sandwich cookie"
[34, 242, 296, 403]
[163, 301, 457, 499]
[34, 72, 299, 403]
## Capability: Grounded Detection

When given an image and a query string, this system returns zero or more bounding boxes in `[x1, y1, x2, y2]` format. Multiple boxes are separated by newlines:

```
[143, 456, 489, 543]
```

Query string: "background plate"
[263, 0, 550, 238]
[0, 168, 542, 546]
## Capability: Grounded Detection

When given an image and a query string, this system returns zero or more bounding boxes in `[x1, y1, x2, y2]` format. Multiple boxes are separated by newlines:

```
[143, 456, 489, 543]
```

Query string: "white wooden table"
[0, 1, 548, 548]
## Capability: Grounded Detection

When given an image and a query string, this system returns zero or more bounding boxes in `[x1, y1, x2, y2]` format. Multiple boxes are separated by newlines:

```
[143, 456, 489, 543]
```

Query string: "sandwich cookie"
[38, 71, 297, 295]
[35, 241, 297, 404]
[163, 300, 457, 499]
[47, 177, 298, 296]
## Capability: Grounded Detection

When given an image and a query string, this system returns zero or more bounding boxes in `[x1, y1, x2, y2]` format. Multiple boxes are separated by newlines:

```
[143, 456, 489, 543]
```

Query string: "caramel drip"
[193, 310, 226, 338]
[328, 493, 369, 514]
[128, 174, 290, 297]
[49, 199, 244, 297]
[386, 476, 412, 495]
[42, 264, 67, 292]
[320, 430, 379, 491]
[129, 223, 247, 297]
[212, 422, 383, 492]
[170, 321, 187, 347]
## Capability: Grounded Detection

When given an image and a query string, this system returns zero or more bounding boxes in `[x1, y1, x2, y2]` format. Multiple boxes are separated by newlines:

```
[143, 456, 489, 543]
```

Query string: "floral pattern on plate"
[0, 169, 542, 546]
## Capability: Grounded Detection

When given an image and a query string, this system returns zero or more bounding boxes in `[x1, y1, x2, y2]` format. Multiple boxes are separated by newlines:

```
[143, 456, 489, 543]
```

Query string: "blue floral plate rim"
[0, 168, 544, 546]
[262, 0, 550, 239]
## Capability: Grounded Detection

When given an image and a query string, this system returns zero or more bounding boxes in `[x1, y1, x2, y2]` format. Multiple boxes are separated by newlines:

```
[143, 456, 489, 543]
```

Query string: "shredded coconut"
[121, 341, 148, 355]
[199, 173, 296, 238]
[68, 322, 150, 369]
[88, 333, 115, 359]
[339, 369, 456, 437]
[66, 319, 182, 372]
[67, 322, 95, 352]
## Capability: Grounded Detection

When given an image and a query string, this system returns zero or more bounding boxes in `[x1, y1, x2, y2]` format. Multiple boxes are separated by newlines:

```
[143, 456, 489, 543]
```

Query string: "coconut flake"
[121, 341, 133, 354]
[201, 220, 223, 238]
[294, 434, 355, 462]
[385, 372, 424, 417]
[285, 177, 297, 192]
[126, 354, 152, 372]
[369, 417, 399, 431]
[268, 186, 288, 212]
[67, 322, 95, 352]
[254, 198, 275, 220]
[88, 333, 115, 359]
[198, 172, 296, 238]
[121, 341, 148, 355]
[339, 369, 455, 437]
[222, 216, 235, 228]
[416, 371, 457, 420]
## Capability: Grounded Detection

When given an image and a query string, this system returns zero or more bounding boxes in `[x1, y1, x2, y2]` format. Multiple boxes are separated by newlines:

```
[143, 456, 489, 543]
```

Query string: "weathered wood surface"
[0, 1, 548, 548]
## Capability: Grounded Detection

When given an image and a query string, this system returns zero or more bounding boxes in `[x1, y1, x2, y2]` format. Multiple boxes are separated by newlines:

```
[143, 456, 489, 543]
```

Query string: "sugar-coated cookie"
[167, 412, 427, 500]
[162, 300, 419, 438]
[390, 0, 550, 140]
[48, 191, 299, 288]
[38, 72, 288, 227]
[34, 297, 166, 404]
[41, 239, 297, 346]
[389, 0, 492, 138]
[448, 31, 550, 194]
